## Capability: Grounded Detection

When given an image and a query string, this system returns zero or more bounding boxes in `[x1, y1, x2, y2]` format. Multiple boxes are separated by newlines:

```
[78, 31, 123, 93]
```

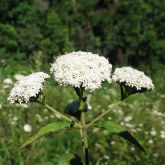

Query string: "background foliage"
[1, 0, 165, 67]
[0, 0, 165, 164]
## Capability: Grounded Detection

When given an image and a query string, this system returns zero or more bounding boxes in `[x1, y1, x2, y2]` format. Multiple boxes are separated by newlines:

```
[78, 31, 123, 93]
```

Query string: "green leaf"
[56, 153, 83, 165]
[21, 121, 71, 148]
[94, 120, 145, 152]
[94, 120, 124, 134]
[118, 131, 145, 152]
[95, 160, 101, 165]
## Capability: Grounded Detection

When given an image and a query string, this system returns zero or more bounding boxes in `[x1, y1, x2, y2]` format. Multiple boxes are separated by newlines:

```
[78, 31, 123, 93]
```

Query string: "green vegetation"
[1, 0, 165, 67]
[0, 61, 165, 164]
[0, 0, 165, 164]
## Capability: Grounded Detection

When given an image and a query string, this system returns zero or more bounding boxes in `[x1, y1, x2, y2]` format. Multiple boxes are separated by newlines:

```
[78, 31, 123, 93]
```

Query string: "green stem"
[79, 121, 84, 149]
[120, 84, 124, 101]
[80, 110, 89, 165]
[37, 101, 81, 128]
[44, 104, 71, 122]
[79, 100, 89, 165]
[87, 101, 120, 128]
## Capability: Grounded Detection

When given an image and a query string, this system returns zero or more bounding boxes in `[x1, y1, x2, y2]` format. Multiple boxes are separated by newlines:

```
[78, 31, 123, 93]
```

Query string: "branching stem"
[87, 101, 120, 128]
[37, 101, 81, 128]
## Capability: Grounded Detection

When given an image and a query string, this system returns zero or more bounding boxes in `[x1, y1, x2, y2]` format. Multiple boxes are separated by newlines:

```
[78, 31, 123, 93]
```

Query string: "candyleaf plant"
[8, 51, 154, 164]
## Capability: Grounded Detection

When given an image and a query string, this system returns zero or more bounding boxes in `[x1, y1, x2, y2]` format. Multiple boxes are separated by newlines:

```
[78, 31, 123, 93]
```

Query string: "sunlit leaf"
[21, 121, 71, 148]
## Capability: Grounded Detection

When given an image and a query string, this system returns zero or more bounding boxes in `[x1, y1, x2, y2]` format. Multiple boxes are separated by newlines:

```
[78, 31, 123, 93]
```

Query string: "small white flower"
[112, 108, 123, 115]
[148, 139, 153, 144]
[120, 121, 124, 126]
[8, 72, 50, 104]
[11, 121, 17, 125]
[152, 110, 165, 117]
[160, 131, 165, 139]
[111, 141, 115, 145]
[44, 116, 49, 120]
[14, 74, 25, 81]
[23, 124, 32, 133]
[150, 129, 157, 136]
[13, 116, 18, 122]
[124, 115, 133, 122]
[124, 123, 134, 128]
[131, 147, 135, 151]
[92, 128, 99, 133]
[35, 114, 44, 122]
[131, 129, 137, 133]
[136, 128, 142, 132]
[112, 67, 154, 90]
[139, 123, 143, 127]
[44, 108, 48, 113]
[3, 78, 13, 85]
[50, 115, 55, 119]
[50, 51, 112, 91]
[103, 155, 110, 160]
[108, 116, 112, 120]
[153, 153, 158, 157]
[87, 103, 92, 110]
[11, 116, 18, 125]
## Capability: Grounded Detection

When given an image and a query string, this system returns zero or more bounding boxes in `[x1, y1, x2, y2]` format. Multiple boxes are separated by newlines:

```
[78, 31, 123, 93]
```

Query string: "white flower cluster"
[8, 72, 50, 104]
[112, 67, 154, 90]
[50, 51, 112, 91]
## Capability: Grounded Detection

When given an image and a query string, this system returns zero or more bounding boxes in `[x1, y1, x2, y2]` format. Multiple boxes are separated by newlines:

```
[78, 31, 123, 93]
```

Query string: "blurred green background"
[0, 0, 165, 164]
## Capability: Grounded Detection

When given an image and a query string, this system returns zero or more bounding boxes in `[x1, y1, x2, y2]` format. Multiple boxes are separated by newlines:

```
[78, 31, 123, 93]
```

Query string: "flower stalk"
[87, 101, 120, 128]
[79, 99, 89, 165]
[37, 101, 81, 128]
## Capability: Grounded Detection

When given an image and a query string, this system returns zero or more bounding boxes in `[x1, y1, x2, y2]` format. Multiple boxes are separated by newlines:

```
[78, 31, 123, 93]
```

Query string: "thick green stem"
[79, 121, 84, 148]
[79, 100, 89, 165]
[81, 111, 89, 165]
[87, 101, 120, 128]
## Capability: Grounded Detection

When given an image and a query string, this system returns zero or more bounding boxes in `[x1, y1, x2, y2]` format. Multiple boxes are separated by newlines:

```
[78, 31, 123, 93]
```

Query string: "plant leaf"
[94, 120, 145, 152]
[56, 153, 83, 165]
[118, 131, 145, 152]
[94, 120, 124, 134]
[21, 121, 71, 148]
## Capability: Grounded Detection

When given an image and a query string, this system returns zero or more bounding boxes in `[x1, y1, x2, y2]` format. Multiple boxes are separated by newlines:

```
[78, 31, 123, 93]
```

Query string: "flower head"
[50, 51, 112, 91]
[8, 72, 50, 104]
[112, 67, 154, 90]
